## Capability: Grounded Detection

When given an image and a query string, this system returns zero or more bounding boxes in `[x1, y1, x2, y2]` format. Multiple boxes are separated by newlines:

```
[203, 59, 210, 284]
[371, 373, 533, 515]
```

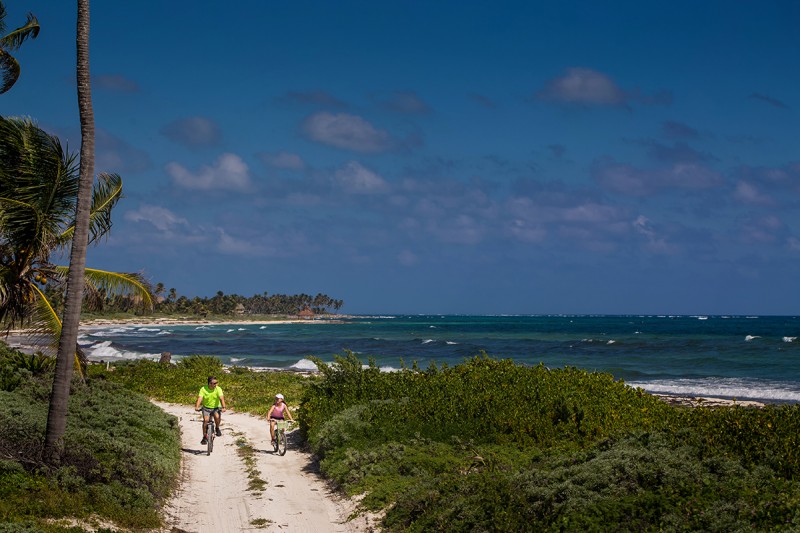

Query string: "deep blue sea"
[81, 315, 800, 403]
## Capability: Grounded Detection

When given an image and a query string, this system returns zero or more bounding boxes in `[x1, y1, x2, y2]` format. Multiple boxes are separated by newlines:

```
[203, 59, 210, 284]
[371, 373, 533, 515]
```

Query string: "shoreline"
[80, 314, 354, 329]
[1, 315, 771, 409]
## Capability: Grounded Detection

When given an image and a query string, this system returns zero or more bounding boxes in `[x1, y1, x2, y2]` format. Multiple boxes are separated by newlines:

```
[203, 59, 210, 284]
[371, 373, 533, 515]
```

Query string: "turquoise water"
[81, 314, 800, 403]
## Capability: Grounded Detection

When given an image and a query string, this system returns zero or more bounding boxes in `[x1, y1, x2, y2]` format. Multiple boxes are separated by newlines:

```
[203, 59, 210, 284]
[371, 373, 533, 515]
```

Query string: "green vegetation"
[0, 343, 181, 531]
[0, 116, 154, 376]
[79, 287, 344, 318]
[235, 435, 267, 492]
[301, 352, 800, 531]
[90, 355, 314, 417]
[0, 2, 40, 94]
[4, 344, 800, 531]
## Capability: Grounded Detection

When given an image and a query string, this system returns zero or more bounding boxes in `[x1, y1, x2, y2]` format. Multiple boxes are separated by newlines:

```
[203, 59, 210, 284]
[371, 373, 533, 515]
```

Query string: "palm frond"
[54, 266, 154, 312]
[0, 49, 19, 95]
[59, 173, 123, 246]
[0, 264, 36, 327]
[30, 284, 85, 378]
[0, 13, 39, 51]
[29, 283, 62, 353]
[0, 117, 79, 256]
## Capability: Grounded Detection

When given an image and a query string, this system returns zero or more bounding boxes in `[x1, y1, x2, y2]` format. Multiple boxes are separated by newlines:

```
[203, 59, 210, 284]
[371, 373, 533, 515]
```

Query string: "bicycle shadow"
[181, 447, 210, 456]
[181, 434, 223, 456]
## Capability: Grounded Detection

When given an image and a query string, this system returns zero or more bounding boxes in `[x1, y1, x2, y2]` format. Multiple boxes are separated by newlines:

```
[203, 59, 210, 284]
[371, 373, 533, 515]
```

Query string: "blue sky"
[3, 1, 800, 315]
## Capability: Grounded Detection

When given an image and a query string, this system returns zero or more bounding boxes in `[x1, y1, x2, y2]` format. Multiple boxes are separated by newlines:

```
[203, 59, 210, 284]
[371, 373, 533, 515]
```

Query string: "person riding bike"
[195, 376, 226, 445]
[267, 393, 294, 445]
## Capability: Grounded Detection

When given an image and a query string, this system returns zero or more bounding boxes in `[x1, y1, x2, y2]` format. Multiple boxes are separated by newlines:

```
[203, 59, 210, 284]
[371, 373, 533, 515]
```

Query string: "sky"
[2, 1, 800, 315]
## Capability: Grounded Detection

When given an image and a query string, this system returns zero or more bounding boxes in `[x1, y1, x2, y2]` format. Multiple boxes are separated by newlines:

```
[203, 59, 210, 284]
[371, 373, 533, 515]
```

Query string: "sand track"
[154, 402, 371, 533]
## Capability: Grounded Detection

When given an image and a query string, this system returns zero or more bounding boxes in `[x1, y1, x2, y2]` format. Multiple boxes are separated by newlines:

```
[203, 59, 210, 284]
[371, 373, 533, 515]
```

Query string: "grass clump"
[235, 435, 267, 492]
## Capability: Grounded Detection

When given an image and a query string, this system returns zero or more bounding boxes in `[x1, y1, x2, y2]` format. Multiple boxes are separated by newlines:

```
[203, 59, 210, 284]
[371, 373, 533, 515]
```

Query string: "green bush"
[90, 356, 313, 415]
[302, 352, 800, 531]
[0, 373, 181, 529]
[0, 345, 55, 392]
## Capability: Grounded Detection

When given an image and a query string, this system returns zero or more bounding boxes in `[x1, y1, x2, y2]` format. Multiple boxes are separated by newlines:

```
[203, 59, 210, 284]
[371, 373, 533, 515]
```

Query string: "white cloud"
[303, 112, 391, 152]
[94, 74, 139, 93]
[738, 215, 785, 244]
[633, 215, 678, 254]
[592, 158, 723, 196]
[433, 214, 485, 244]
[260, 151, 307, 170]
[167, 153, 252, 191]
[397, 249, 419, 266]
[733, 180, 774, 206]
[335, 161, 389, 194]
[124, 205, 189, 232]
[508, 219, 547, 243]
[161, 116, 222, 147]
[380, 91, 431, 114]
[537, 67, 625, 106]
[562, 203, 621, 223]
[216, 228, 265, 256]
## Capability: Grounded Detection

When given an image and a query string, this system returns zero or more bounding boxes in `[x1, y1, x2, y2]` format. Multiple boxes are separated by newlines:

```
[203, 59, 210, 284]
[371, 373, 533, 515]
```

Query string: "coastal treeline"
[43, 284, 344, 317]
[149, 289, 344, 316]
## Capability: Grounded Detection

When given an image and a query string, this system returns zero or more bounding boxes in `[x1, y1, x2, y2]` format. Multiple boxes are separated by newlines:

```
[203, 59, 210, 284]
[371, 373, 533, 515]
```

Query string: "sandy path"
[154, 402, 372, 533]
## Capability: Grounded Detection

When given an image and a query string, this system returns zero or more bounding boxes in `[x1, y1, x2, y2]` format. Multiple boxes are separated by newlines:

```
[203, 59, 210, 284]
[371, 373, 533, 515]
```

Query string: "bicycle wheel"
[207, 422, 214, 455]
[275, 428, 286, 455]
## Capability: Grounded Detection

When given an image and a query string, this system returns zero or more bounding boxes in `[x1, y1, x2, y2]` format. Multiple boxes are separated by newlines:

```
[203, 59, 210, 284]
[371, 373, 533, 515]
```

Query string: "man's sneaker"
[201, 437, 208, 445]
[215, 428, 222, 437]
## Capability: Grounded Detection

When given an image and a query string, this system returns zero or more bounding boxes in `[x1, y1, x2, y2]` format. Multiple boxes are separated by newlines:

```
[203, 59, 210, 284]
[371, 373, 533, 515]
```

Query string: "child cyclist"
[267, 393, 294, 445]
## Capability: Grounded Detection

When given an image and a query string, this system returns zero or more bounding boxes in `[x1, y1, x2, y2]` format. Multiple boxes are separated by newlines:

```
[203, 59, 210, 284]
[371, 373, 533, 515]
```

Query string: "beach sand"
[154, 401, 377, 533]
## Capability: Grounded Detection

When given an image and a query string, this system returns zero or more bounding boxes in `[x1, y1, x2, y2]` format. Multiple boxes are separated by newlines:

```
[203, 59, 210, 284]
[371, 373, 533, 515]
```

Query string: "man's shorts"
[201, 406, 222, 418]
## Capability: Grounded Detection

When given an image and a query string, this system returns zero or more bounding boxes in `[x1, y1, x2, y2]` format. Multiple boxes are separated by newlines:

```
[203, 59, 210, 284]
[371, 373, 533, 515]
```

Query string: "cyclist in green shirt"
[195, 376, 227, 445]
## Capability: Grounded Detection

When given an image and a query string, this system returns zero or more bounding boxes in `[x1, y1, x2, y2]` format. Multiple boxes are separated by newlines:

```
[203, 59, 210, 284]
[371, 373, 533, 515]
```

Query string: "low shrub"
[303, 351, 800, 531]
[90, 356, 314, 415]
[0, 373, 181, 529]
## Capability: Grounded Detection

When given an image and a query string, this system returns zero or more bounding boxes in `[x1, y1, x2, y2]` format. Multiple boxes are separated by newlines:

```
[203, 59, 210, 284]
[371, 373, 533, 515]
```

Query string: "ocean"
[80, 314, 800, 404]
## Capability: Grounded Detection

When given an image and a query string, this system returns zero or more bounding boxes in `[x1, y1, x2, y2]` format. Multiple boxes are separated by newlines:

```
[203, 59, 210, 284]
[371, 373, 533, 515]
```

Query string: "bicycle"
[197, 407, 220, 455]
[205, 416, 215, 455]
[271, 420, 292, 456]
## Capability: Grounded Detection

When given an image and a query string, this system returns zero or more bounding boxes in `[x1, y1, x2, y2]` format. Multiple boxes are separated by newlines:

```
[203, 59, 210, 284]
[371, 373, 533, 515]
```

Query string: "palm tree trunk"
[43, 0, 93, 465]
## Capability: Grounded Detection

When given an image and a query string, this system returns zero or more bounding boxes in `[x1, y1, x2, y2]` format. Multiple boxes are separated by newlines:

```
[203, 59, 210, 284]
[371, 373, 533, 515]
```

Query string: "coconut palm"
[0, 116, 153, 366]
[45, 0, 96, 465]
[0, 2, 40, 94]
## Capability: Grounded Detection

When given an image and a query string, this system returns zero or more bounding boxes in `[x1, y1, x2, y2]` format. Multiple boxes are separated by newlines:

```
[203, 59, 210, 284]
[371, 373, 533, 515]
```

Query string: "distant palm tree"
[0, 2, 39, 94]
[0, 116, 153, 358]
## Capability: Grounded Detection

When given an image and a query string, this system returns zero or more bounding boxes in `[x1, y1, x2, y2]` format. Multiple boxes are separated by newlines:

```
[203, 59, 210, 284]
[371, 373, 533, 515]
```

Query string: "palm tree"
[45, 0, 96, 465]
[0, 116, 153, 359]
[0, 2, 40, 94]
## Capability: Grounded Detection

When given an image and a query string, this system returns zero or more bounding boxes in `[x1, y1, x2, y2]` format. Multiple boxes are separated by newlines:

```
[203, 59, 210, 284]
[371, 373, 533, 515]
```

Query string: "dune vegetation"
[3, 345, 800, 531]
[0, 343, 180, 531]
[301, 352, 800, 531]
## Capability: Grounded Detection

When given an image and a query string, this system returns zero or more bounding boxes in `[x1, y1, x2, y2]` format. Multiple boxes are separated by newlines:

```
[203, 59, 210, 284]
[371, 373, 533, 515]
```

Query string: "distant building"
[234, 303, 245, 315]
[297, 307, 315, 319]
